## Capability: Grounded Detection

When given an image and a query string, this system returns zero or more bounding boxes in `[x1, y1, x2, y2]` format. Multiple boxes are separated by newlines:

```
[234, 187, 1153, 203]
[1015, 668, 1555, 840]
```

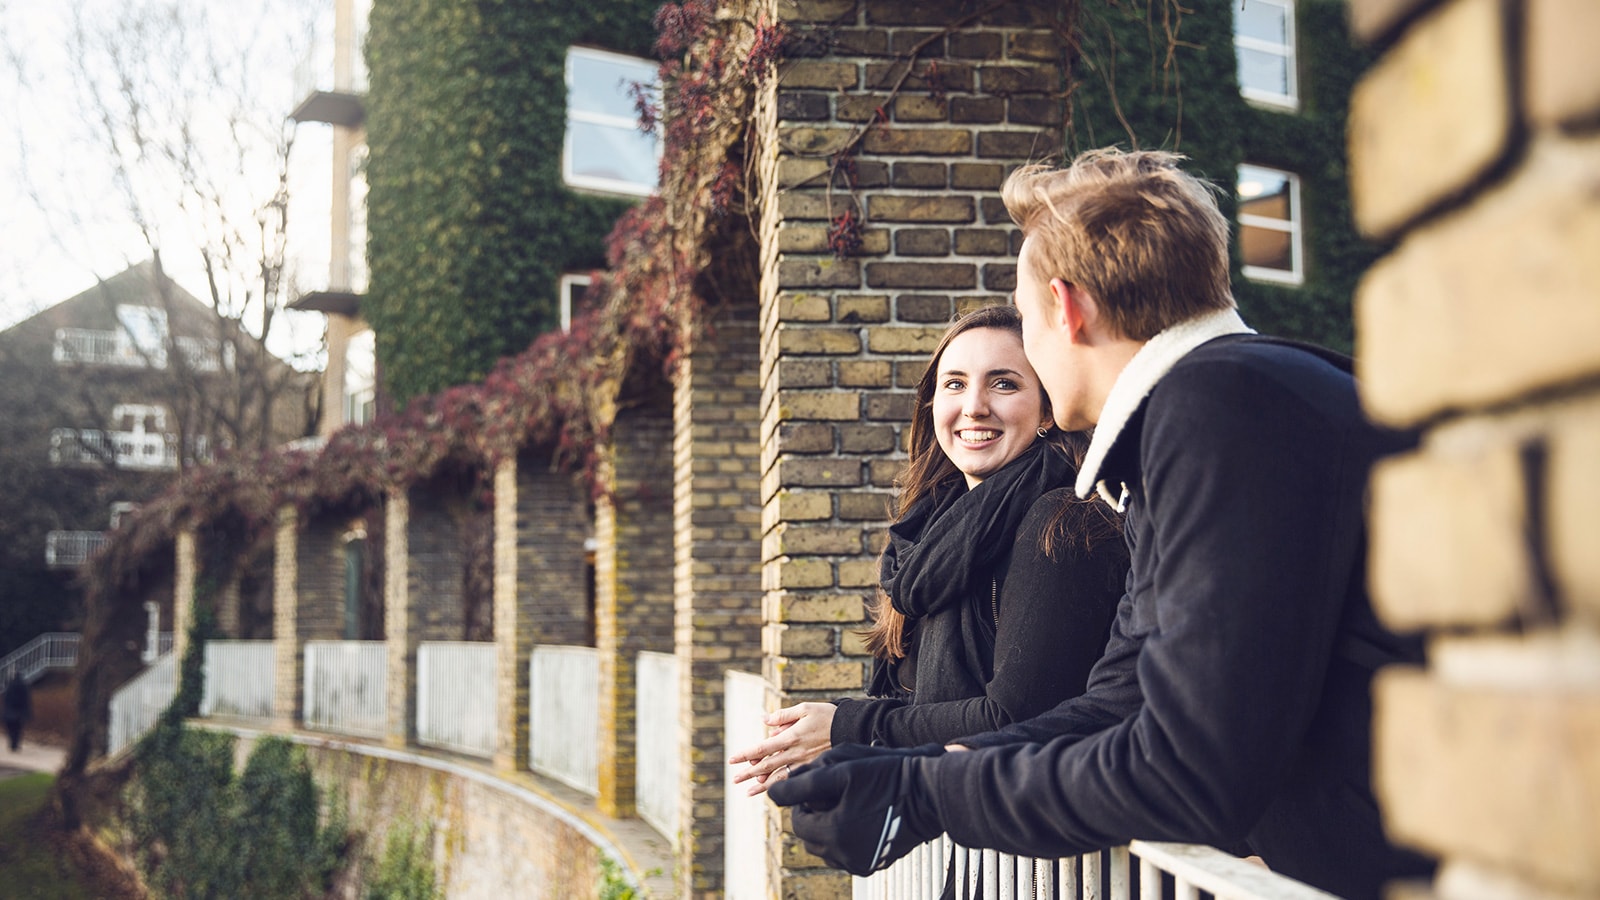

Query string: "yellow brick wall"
[757, 1, 1069, 895]
[1349, 0, 1600, 895]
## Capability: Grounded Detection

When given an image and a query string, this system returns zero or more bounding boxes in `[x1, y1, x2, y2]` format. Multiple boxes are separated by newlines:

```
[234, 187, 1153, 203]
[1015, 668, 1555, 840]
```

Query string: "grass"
[0, 773, 133, 899]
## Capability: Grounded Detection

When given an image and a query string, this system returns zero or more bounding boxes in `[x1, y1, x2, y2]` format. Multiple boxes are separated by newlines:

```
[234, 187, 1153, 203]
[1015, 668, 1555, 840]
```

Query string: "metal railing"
[529, 645, 599, 794]
[199, 641, 275, 719]
[50, 428, 180, 470]
[108, 652, 177, 756]
[856, 832, 1338, 900]
[0, 630, 80, 679]
[0, 632, 80, 685]
[52, 328, 226, 372]
[45, 531, 110, 567]
[634, 650, 680, 846]
[416, 642, 496, 758]
[722, 669, 771, 900]
[53, 328, 148, 367]
[304, 640, 387, 738]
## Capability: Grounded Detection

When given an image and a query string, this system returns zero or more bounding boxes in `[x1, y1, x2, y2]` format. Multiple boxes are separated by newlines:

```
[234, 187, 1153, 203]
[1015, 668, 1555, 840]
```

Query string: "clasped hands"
[766, 742, 947, 876]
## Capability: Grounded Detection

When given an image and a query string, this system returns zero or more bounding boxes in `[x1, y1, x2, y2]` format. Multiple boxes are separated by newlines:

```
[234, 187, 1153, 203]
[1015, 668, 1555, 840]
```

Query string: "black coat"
[919, 332, 1434, 899]
[830, 487, 1126, 748]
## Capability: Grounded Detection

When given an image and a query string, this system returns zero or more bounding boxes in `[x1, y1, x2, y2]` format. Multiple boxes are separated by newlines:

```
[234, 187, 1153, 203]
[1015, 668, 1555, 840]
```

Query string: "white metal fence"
[416, 641, 496, 758]
[108, 652, 177, 756]
[0, 632, 79, 685]
[44, 531, 110, 567]
[199, 640, 275, 719]
[634, 650, 680, 845]
[529, 644, 599, 793]
[304, 641, 388, 738]
[722, 669, 772, 900]
[856, 833, 1338, 899]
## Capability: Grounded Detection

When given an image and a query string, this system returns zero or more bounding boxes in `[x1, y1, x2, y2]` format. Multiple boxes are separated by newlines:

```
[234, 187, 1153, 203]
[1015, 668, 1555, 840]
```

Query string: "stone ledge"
[193, 721, 676, 900]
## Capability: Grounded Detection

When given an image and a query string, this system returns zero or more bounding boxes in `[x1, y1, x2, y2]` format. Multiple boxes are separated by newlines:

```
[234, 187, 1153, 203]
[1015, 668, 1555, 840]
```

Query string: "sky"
[0, 0, 333, 368]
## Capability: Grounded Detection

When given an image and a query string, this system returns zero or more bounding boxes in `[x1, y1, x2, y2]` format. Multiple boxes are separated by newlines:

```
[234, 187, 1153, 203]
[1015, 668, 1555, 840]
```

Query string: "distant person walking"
[3, 674, 31, 751]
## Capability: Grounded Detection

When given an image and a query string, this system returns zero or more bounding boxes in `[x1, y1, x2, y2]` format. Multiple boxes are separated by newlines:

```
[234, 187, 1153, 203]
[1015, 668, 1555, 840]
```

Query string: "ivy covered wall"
[364, 0, 660, 402]
[1065, 0, 1372, 352]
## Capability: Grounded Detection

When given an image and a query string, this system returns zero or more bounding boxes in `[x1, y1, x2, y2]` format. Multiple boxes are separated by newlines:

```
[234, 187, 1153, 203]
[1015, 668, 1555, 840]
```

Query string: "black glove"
[767, 742, 945, 876]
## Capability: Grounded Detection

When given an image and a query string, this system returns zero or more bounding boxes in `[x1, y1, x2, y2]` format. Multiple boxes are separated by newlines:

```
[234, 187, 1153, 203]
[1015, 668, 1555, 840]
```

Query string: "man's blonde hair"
[1003, 148, 1234, 341]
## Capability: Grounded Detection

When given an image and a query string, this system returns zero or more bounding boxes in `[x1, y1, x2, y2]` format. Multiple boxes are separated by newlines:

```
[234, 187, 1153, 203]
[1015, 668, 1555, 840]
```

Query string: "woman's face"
[931, 326, 1050, 488]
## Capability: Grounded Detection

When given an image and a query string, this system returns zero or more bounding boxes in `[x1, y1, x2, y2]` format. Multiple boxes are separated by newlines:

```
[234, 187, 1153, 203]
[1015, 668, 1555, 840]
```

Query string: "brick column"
[673, 296, 763, 897]
[595, 388, 676, 819]
[172, 528, 197, 664]
[384, 488, 412, 744]
[1348, 0, 1600, 895]
[757, 2, 1063, 894]
[493, 454, 593, 771]
[272, 506, 299, 724]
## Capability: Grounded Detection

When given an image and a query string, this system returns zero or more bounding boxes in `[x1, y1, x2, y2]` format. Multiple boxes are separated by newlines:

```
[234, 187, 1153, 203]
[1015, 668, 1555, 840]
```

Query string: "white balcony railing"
[45, 531, 110, 567]
[723, 670, 772, 900]
[416, 642, 496, 758]
[200, 640, 275, 719]
[53, 327, 228, 372]
[529, 645, 599, 794]
[50, 428, 210, 470]
[0, 632, 79, 685]
[856, 839, 1336, 900]
[54, 328, 150, 367]
[634, 650, 680, 846]
[108, 652, 177, 757]
[721, 669, 1335, 900]
[304, 640, 387, 738]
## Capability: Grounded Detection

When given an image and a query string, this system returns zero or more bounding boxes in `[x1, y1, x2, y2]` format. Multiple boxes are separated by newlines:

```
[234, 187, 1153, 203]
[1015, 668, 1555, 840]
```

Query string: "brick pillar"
[756, 2, 1063, 894]
[673, 296, 763, 897]
[172, 528, 197, 664]
[384, 488, 413, 744]
[595, 388, 676, 819]
[273, 506, 299, 724]
[1348, 0, 1600, 896]
[493, 454, 592, 771]
[407, 484, 469, 643]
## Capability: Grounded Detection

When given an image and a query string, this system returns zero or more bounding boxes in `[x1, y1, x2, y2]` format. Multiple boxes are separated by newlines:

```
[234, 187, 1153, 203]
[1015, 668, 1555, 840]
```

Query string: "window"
[560, 274, 596, 332]
[117, 305, 170, 367]
[1235, 0, 1297, 109]
[563, 46, 659, 197]
[1237, 164, 1303, 285]
[344, 328, 376, 425]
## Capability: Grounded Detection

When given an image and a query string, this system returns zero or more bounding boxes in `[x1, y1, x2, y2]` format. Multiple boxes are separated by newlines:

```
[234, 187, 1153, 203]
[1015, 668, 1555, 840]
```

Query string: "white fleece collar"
[1077, 307, 1255, 507]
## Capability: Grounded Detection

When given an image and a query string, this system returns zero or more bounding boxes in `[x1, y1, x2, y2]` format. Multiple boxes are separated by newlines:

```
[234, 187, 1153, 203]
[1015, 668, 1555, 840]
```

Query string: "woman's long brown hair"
[862, 305, 1121, 661]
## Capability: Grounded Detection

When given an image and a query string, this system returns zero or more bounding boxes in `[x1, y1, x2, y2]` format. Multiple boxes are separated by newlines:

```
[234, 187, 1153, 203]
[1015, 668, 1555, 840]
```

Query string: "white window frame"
[1238, 164, 1304, 286]
[347, 143, 370, 294]
[1235, 0, 1298, 110]
[562, 46, 660, 197]
[343, 328, 377, 426]
[560, 273, 594, 332]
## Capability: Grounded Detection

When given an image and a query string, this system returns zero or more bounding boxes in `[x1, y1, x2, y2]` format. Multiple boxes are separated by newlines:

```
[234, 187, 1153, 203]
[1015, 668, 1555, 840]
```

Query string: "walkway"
[0, 741, 66, 780]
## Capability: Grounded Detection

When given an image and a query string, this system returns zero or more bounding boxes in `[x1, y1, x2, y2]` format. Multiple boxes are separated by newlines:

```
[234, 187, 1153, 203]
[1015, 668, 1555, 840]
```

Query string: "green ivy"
[364, 821, 440, 900]
[128, 729, 346, 898]
[1067, 0, 1373, 352]
[597, 854, 636, 900]
[364, 0, 661, 402]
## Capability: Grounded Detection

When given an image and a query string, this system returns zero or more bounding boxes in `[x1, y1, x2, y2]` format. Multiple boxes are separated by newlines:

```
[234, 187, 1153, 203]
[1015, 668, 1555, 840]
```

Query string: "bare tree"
[6, 0, 323, 457]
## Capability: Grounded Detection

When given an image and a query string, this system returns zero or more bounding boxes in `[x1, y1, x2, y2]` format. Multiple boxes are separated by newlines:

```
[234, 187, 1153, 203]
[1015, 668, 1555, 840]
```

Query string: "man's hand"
[767, 743, 945, 876]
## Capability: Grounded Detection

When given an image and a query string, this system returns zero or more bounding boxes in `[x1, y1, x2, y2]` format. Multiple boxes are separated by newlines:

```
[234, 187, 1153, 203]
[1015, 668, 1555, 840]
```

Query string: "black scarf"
[872, 442, 1075, 698]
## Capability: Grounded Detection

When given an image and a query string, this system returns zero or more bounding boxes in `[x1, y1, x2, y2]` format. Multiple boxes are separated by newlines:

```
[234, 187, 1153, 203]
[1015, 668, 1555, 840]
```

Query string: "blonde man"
[771, 149, 1435, 899]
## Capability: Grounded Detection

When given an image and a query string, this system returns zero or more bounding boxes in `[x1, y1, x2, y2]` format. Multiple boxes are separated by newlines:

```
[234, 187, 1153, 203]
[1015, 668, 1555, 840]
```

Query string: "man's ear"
[1052, 279, 1097, 346]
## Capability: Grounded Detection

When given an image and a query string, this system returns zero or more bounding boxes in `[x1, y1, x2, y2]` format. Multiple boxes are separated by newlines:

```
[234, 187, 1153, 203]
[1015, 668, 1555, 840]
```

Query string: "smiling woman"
[728, 305, 1129, 795]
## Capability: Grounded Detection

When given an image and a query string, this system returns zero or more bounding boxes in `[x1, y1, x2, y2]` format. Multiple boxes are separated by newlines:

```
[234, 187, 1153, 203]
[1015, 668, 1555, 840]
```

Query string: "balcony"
[53, 328, 231, 372]
[49, 428, 209, 470]
[45, 531, 110, 567]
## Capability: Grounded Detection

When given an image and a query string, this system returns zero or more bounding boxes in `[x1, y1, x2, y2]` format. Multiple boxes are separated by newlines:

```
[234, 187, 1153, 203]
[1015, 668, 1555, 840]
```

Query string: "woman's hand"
[727, 702, 837, 796]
